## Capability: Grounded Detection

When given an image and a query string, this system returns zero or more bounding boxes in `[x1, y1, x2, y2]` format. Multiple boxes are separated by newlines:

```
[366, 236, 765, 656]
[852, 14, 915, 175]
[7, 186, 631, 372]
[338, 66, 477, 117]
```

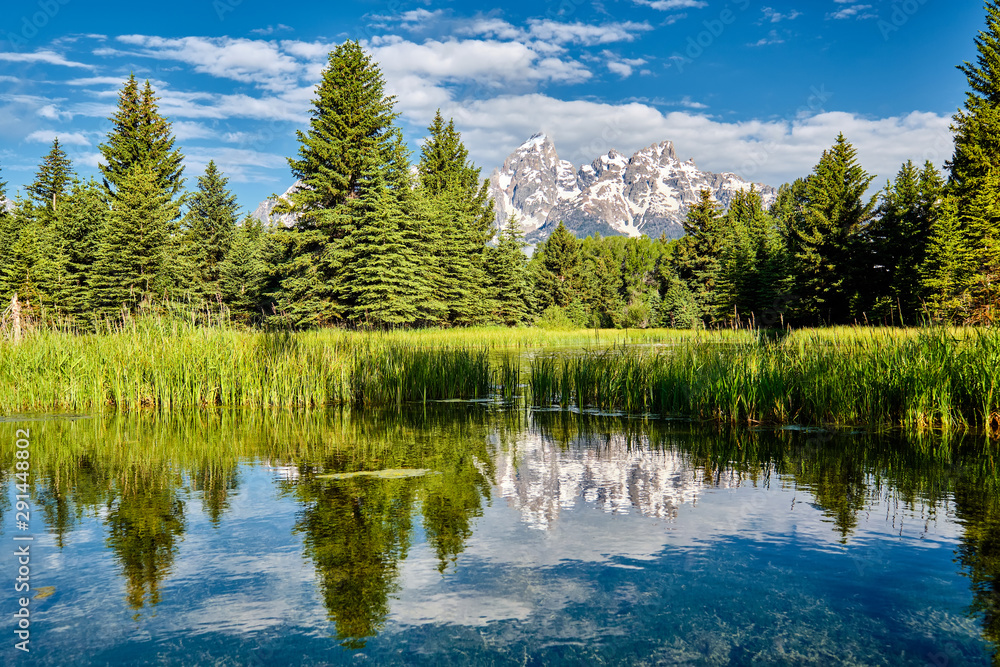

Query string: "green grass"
[528, 327, 1000, 434]
[1, 316, 997, 434]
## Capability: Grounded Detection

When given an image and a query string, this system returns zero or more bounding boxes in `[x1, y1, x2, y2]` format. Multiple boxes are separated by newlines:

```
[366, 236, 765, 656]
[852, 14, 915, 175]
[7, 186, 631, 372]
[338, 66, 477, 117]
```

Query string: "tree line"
[2, 3, 999, 329]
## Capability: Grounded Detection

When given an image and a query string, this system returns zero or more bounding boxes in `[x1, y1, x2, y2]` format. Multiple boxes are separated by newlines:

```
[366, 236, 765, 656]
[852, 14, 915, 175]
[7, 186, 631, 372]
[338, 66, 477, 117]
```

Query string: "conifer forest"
[1, 19, 998, 331]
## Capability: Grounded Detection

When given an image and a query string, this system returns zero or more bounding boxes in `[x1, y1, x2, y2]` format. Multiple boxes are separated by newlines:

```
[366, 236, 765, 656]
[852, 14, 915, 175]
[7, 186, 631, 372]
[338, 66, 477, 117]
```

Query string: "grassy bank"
[530, 327, 1000, 433]
[1, 318, 997, 434]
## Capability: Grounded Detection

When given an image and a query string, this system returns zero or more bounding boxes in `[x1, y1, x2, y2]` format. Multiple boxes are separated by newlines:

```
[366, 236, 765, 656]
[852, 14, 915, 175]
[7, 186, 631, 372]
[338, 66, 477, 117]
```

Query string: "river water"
[0, 407, 996, 665]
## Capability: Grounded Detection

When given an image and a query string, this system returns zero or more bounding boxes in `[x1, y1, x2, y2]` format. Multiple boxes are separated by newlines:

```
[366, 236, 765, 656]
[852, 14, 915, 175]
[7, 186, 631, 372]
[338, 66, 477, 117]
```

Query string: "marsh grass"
[532, 327, 1000, 434]
[1, 315, 997, 433]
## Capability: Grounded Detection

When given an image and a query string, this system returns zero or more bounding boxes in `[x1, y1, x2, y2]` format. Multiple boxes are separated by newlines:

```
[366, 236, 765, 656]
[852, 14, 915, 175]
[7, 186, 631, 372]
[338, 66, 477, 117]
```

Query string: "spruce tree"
[90, 166, 169, 315]
[868, 161, 943, 322]
[57, 179, 108, 317]
[486, 215, 533, 325]
[0, 199, 66, 314]
[945, 2, 1000, 319]
[535, 222, 582, 310]
[97, 75, 184, 308]
[271, 41, 402, 326]
[784, 135, 875, 324]
[27, 138, 74, 213]
[220, 217, 267, 324]
[675, 190, 725, 324]
[185, 161, 239, 298]
[340, 163, 423, 328]
[284, 41, 399, 219]
[714, 188, 786, 325]
[418, 111, 493, 326]
[99, 76, 185, 217]
[922, 195, 973, 320]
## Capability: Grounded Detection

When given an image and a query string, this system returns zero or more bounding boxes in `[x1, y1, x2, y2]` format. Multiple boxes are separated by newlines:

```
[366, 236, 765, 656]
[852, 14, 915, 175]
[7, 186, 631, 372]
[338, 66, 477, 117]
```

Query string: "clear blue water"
[0, 409, 996, 665]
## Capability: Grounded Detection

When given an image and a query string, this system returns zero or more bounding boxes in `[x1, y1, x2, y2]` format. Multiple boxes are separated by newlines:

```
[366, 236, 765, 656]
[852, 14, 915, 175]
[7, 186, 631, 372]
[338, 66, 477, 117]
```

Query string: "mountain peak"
[490, 135, 777, 243]
[519, 132, 553, 151]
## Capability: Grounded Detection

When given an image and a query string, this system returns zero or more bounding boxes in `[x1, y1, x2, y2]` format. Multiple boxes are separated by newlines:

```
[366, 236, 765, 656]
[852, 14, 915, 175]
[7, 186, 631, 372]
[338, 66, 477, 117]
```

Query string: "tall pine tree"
[674, 190, 724, 325]
[220, 217, 267, 324]
[90, 165, 170, 315]
[946, 1, 1000, 322]
[784, 135, 875, 324]
[95, 75, 185, 310]
[486, 215, 533, 326]
[185, 161, 239, 299]
[867, 161, 943, 322]
[417, 111, 493, 326]
[27, 138, 74, 214]
[534, 222, 582, 311]
[270, 41, 403, 326]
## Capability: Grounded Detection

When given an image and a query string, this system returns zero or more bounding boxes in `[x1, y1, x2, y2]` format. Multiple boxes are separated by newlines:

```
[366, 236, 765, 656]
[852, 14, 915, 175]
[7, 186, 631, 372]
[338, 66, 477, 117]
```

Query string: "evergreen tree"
[715, 187, 785, 324]
[27, 138, 74, 213]
[0, 164, 15, 301]
[922, 195, 972, 320]
[340, 163, 423, 328]
[0, 198, 67, 314]
[655, 246, 701, 329]
[220, 217, 267, 324]
[535, 222, 582, 310]
[784, 135, 875, 324]
[950, 1, 1000, 267]
[868, 161, 943, 322]
[486, 215, 533, 326]
[417, 111, 493, 326]
[57, 179, 108, 317]
[97, 75, 184, 308]
[283, 41, 399, 219]
[270, 41, 402, 326]
[674, 190, 724, 324]
[90, 165, 170, 315]
[579, 236, 627, 327]
[99, 75, 185, 219]
[185, 161, 239, 298]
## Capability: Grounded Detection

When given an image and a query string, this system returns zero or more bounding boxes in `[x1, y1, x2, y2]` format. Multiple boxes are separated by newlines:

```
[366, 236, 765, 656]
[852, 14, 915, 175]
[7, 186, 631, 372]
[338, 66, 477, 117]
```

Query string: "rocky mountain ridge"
[489, 134, 777, 243]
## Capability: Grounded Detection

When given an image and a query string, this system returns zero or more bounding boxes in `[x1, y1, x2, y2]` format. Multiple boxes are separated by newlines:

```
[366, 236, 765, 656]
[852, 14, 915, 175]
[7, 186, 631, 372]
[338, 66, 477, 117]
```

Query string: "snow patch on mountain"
[489, 134, 777, 243]
[251, 182, 301, 228]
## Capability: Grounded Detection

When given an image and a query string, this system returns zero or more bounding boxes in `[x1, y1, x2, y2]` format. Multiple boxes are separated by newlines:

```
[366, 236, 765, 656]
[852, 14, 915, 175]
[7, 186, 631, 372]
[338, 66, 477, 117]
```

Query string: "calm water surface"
[0, 408, 997, 665]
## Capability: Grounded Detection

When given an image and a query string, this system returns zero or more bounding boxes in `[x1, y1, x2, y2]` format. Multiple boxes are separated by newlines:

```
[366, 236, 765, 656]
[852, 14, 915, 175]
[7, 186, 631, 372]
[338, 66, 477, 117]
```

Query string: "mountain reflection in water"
[0, 407, 997, 665]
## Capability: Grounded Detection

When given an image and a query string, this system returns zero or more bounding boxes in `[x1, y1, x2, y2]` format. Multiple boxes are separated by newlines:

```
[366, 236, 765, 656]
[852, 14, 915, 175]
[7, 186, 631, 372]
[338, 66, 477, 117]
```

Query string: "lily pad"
[33, 586, 56, 600]
[316, 468, 439, 481]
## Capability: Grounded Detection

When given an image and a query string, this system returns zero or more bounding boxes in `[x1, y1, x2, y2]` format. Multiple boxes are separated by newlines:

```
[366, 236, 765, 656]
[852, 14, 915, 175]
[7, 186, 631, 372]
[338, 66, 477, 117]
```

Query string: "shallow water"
[0, 408, 997, 665]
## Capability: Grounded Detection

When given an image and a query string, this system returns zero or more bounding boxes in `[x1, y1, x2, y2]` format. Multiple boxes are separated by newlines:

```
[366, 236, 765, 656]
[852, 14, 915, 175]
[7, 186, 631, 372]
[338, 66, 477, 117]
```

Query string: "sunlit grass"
[0, 315, 996, 433]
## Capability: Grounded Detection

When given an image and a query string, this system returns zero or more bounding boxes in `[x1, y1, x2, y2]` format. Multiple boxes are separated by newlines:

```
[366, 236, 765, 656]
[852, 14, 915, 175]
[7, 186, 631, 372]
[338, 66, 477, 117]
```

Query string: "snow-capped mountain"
[251, 182, 301, 227]
[490, 134, 777, 243]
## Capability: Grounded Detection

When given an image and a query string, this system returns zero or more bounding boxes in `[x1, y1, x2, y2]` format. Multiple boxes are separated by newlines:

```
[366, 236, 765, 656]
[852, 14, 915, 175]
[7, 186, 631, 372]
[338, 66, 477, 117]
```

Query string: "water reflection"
[0, 408, 997, 664]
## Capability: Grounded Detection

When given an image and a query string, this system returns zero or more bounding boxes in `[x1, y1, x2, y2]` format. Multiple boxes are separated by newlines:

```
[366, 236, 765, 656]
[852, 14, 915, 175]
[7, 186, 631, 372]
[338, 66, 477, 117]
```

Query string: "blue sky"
[0, 0, 986, 212]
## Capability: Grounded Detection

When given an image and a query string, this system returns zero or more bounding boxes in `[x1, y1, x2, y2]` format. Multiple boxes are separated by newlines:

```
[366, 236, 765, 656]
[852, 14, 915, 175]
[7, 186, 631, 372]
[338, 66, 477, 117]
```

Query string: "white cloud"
[36, 104, 73, 121]
[370, 38, 592, 87]
[26, 130, 91, 147]
[601, 51, 649, 78]
[0, 50, 92, 68]
[762, 7, 802, 23]
[632, 0, 707, 10]
[114, 35, 306, 93]
[412, 92, 953, 190]
[827, 3, 875, 20]
[249, 24, 294, 36]
[750, 30, 786, 47]
[462, 18, 653, 48]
